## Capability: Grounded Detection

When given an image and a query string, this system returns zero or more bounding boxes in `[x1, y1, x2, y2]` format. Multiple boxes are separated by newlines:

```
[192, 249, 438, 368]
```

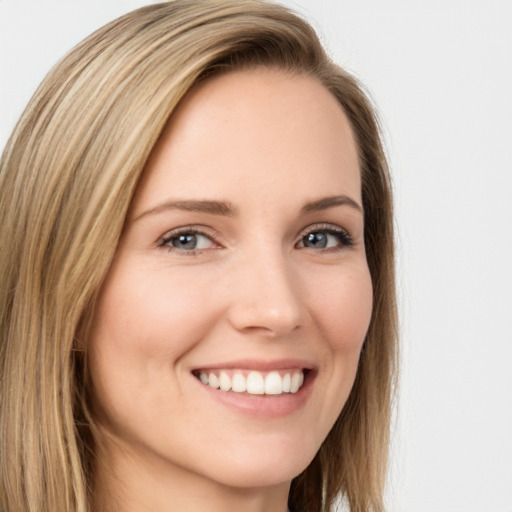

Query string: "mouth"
[192, 368, 309, 396]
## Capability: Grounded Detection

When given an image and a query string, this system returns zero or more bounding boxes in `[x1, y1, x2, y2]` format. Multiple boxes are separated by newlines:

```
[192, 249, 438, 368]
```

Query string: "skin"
[88, 68, 373, 512]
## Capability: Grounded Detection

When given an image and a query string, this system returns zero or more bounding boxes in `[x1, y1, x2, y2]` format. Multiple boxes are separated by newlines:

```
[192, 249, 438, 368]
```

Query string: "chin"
[207, 459, 309, 489]
[195, 433, 319, 489]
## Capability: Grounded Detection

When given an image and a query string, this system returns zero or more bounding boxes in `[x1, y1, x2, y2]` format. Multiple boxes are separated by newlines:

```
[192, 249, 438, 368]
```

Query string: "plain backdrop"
[1, 1, 511, 511]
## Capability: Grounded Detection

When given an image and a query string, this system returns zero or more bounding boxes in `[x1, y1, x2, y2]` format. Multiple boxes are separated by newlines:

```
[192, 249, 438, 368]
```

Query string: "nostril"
[228, 300, 302, 339]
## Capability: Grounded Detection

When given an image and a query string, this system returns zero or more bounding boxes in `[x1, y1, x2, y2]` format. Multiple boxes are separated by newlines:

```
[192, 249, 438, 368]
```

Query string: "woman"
[0, 1, 397, 511]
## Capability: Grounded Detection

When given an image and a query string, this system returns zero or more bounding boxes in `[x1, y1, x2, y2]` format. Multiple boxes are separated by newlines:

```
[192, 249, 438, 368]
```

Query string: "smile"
[194, 369, 306, 395]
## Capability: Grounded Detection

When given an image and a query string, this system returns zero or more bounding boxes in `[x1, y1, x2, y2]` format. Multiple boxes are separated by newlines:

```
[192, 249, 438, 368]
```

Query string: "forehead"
[132, 68, 361, 215]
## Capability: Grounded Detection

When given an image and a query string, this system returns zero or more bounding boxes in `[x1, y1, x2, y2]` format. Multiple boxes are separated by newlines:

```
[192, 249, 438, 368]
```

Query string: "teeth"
[232, 372, 247, 392]
[198, 369, 306, 395]
[247, 371, 265, 394]
[219, 372, 231, 391]
[264, 371, 282, 395]
[208, 373, 220, 389]
[290, 372, 302, 393]
[282, 373, 291, 393]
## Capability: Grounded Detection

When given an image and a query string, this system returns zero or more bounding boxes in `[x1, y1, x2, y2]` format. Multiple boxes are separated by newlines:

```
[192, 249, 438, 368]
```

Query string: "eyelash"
[158, 227, 218, 255]
[158, 223, 354, 255]
[297, 223, 354, 251]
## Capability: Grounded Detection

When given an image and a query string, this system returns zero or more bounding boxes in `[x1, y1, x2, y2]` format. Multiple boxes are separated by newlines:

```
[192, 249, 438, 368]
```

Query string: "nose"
[226, 249, 303, 339]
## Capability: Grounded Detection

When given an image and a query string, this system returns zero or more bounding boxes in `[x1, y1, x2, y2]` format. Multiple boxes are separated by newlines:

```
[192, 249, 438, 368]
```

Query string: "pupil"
[305, 232, 327, 248]
[173, 234, 197, 249]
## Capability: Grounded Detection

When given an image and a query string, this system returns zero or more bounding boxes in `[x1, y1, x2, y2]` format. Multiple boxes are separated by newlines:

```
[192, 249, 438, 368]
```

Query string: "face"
[89, 69, 372, 493]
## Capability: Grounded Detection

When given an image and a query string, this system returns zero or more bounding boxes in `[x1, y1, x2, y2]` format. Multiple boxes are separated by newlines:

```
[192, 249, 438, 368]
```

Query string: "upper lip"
[191, 358, 315, 372]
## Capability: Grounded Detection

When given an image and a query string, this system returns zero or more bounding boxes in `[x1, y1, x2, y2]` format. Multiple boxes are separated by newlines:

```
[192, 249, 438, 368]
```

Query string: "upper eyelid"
[297, 222, 350, 237]
[159, 224, 218, 238]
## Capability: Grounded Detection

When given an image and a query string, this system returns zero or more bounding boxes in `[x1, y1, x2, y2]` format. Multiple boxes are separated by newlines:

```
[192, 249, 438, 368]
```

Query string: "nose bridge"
[227, 240, 302, 337]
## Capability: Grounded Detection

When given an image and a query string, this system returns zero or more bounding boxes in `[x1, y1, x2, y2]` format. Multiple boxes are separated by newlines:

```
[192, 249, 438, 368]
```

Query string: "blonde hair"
[0, 1, 397, 511]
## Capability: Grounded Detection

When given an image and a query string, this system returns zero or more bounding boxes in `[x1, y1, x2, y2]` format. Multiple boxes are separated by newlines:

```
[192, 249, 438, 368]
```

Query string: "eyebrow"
[301, 195, 363, 214]
[134, 200, 237, 221]
[134, 194, 362, 222]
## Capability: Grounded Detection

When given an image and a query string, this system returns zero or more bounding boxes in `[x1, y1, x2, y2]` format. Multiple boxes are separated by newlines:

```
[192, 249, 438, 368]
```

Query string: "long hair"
[0, 1, 397, 511]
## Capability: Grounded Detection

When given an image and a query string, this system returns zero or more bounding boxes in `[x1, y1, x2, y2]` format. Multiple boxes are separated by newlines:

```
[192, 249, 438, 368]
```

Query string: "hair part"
[0, 2, 397, 511]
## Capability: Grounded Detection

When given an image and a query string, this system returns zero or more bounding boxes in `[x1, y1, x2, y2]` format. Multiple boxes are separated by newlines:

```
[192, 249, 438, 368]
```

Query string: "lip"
[190, 358, 316, 418]
[191, 358, 315, 372]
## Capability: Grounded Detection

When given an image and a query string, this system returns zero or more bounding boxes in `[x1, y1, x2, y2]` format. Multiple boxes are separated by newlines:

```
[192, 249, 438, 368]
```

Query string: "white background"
[1, 1, 511, 511]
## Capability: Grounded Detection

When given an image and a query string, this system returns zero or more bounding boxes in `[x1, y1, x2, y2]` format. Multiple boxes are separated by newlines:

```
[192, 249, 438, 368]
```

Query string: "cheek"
[311, 262, 373, 355]
[87, 260, 218, 418]
[89, 260, 219, 362]
[87, 262, 225, 438]
[298, 261, 372, 447]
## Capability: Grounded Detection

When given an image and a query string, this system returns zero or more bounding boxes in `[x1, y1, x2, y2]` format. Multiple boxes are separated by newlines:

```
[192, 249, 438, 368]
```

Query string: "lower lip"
[193, 373, 314, 418]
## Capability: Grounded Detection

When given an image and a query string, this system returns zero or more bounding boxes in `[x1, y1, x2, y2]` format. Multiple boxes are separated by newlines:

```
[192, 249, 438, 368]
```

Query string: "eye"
[297, 225, 353, 250]
[159, 229, 217, 252]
